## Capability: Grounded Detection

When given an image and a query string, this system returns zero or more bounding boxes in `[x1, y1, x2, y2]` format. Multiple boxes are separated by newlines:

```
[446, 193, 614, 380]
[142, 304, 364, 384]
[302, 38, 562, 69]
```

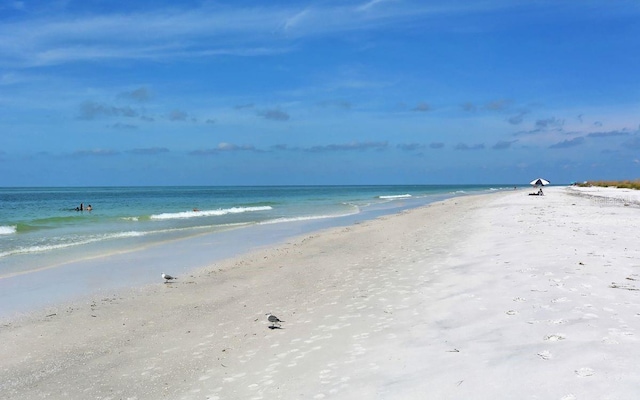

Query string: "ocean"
[0, 185, 508, 317]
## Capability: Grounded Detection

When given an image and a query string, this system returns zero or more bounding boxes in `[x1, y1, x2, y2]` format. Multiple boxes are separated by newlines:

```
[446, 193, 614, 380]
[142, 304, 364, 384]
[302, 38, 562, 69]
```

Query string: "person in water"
[75, 203, 92, 211]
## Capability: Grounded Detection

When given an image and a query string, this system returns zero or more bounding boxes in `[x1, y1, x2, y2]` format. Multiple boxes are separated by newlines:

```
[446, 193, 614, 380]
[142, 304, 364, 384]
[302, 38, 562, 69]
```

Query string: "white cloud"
[357, 0, 398, 12]
[283, 9, 310, 32]
[2, 1, 555, 67]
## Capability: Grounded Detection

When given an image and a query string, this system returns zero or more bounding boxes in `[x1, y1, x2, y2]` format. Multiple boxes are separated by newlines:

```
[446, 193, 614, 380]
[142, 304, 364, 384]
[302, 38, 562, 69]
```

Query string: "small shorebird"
[162, 273, 177, 283]
[266, 313, 284, 328]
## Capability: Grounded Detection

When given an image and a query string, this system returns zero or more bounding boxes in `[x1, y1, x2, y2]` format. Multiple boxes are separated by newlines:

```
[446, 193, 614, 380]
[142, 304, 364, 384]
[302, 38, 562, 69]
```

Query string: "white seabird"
[162, 273, 177, 282]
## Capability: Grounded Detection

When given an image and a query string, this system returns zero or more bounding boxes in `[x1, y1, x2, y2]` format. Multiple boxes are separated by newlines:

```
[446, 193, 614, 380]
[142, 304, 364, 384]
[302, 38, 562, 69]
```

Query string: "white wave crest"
[378, 194, 412, 199]
[0, 231, 146, 258]
[150, 206, 272, 220]
[259, 210, 359, 225]
[0, 225, 17, 235]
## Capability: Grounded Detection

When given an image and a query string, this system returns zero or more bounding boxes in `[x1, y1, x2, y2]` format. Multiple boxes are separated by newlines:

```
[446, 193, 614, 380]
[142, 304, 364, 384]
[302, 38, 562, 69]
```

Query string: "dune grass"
[579, 180, 640, 190]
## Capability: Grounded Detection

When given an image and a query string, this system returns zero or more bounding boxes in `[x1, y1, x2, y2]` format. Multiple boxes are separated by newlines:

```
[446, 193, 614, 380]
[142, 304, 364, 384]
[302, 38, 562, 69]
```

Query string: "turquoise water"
[0, 184, 519, 319]
[0, 185, 510, 279]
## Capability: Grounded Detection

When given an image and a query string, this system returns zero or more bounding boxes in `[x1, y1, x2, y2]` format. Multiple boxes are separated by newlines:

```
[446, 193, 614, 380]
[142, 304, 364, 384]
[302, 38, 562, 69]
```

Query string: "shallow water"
[0, 185, 509, 318]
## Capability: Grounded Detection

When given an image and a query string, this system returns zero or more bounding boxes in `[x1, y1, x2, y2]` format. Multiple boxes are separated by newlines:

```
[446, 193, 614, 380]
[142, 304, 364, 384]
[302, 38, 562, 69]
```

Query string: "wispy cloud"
[270, 144, 294, 151]
[484, 99, 512, 111]
[128, 147, 169, 155]
[357, 0, 398, 12]
[0, 1, 532, 68]
[217, 142, 257, 152]
[535, 117, 564, 130]
[461, 102, 476, 112]
[0, 71, 29, 85]
[462, 99, 517, 113]
[189, 142, 258, 155]
[0, 6, 294, 67]
[1, 1, 26, 12]
[78, 101, 138, 120]
[283, 9, 311, 32]
[235, 103, 255, 110]
[118, 87, 151, 102]
[71, 148, 119, 157]
[548, 137, 585, 149]
[397, 143, 426, 151]
[587, 129, 631, 138]
[507, 111, 528, 125]
[492, 140, 517, 150]
[317, 100, 352, 110]
[412, 102, 431, 112]
[305, 141, 388, 153]
[109, 123, 137, 130]
[513, 116, 566, 136]
[259, 109, 290, 121]
[168, 110, 189, 121]
[454, 143, 485, 150]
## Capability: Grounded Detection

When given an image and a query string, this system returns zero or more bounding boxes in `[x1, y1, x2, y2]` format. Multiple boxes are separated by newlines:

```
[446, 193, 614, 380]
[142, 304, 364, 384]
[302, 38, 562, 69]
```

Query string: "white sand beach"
[2, 186, 640, 399]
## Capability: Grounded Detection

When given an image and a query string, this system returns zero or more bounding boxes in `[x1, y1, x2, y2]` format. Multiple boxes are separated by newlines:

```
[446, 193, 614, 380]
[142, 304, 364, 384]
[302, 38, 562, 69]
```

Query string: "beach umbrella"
[529, 178, 550, 186]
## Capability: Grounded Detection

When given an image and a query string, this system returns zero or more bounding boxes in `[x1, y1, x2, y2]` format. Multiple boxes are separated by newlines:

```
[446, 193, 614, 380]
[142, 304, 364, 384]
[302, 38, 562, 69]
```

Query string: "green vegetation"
[578, 180, 640, 190]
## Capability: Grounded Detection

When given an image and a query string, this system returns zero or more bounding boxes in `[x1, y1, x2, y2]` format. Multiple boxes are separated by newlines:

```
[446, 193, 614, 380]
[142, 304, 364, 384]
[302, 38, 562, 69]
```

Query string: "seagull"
[266, 313, 284, 328]
[162, 273, 177, 283]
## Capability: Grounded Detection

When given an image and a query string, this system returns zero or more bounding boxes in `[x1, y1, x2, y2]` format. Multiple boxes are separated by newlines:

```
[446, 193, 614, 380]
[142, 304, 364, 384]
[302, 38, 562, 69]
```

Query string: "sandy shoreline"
[2, 186, 640, 399]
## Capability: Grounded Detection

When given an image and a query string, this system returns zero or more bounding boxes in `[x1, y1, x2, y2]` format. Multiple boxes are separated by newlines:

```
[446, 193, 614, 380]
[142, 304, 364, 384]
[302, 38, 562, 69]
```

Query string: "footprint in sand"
[544, 334, 566, 341]
[575, 367, 595, 377]
[537, 350, 552, 360]
[551, 297, 568, 303]
[513, 297, 526, 302]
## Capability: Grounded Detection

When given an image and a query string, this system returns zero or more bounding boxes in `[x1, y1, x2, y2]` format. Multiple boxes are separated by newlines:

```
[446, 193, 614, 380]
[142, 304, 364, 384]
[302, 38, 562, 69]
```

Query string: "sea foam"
[0, 225, 17, 235]
[259, 209, 359, 225]
[150, 206, 273, 220]
[377, 194, 412, 199]
[0, 231, 146, 258]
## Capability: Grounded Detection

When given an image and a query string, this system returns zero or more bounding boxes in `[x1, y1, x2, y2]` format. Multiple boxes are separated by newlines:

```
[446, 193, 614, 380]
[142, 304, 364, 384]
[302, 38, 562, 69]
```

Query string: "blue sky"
[1, 0, 639, 186]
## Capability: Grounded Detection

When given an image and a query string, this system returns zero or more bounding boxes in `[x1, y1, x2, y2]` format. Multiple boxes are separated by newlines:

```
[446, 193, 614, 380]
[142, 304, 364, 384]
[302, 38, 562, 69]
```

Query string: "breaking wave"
[0, 225, 17, 235]
[149, 206, 273, 221]
[377, 194, 412, 199]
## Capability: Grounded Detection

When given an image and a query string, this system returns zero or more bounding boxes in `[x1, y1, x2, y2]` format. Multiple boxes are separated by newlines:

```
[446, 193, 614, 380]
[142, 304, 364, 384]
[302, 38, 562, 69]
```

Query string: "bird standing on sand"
[266, 313, 284, 328]
[162, 273, 177, 282]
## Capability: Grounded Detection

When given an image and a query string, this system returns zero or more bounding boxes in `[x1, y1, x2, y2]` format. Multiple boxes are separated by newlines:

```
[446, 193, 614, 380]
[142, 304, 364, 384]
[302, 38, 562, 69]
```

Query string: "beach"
[2, 185, 640, 399]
